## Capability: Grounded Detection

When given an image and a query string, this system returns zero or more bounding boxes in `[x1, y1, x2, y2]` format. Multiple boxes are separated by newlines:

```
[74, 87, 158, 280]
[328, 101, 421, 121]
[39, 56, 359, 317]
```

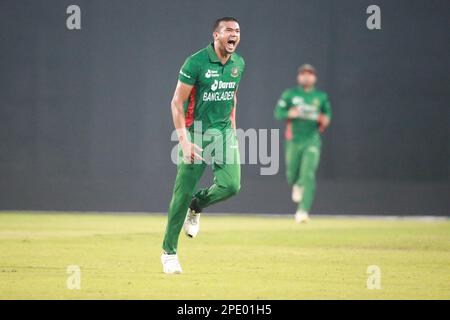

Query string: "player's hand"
[317, 114, 330, 133]
[288, 107, 301, 118]
[180, 140, 204, 163]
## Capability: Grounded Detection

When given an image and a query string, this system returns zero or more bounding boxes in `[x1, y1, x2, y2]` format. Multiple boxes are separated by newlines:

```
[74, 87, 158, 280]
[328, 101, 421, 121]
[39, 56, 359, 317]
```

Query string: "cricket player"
[161, 17, 245, 274]
[274, 64, 331, 223]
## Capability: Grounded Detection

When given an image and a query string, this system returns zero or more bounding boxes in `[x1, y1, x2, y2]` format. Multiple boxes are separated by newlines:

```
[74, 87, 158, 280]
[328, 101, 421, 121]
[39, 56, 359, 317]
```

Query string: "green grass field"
[0, 212, 449, 299]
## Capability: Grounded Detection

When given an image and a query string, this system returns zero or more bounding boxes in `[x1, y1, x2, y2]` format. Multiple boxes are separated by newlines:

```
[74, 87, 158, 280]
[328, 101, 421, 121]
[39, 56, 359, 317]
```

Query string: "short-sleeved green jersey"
[178, 43, 245, 133]
[274, 87, 332, 142]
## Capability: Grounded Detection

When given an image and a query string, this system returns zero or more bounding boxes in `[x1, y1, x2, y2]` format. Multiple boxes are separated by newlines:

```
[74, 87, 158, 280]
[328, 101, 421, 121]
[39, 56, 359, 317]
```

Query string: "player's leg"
[195, 160, 240, 208]
[162, 160, 205, 274]
[162, 153, 206, 255]
[182, 130, 240, 239]
[285, 141, 303, 203]
[194, 130, 241, 209]
[296, 144, 321, 221]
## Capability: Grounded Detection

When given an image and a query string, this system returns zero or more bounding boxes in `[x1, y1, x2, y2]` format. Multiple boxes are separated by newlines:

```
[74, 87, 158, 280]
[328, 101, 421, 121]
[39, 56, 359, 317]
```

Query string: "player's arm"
[171, 81, 204, 162]
[317, 94, 332, 133]
[274, 90, 300, 120]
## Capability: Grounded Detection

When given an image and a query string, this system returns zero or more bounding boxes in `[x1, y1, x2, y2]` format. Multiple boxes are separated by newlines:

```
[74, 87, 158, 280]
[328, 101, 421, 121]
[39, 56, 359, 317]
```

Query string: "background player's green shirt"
[178, 44, 245, 133]
[274, 87, 332, 142]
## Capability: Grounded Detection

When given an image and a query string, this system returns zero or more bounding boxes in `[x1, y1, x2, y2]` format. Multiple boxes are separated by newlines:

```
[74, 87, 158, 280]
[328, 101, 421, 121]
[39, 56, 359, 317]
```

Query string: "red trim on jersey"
[185, 86, 196, 128]
[230, 106, 236, 126]
[285, 119, 293, 141]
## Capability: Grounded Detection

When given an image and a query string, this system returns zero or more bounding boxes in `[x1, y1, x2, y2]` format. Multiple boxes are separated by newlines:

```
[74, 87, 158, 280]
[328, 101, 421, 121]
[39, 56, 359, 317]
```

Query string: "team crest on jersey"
[313, 98, 320, 106]
[231, 67, 239, 78]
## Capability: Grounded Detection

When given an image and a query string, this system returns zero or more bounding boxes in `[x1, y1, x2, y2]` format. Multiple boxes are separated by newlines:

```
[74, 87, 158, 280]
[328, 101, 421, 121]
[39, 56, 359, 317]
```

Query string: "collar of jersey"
[207, 43, 236, 64]
[298, 86, 316, 93]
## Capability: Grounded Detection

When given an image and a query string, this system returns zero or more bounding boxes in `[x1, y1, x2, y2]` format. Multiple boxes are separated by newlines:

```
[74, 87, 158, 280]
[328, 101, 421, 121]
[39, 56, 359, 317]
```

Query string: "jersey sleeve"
[321, 93, 332, 120]
[274, 90, 292, 120]
[178, 56, 199, 86]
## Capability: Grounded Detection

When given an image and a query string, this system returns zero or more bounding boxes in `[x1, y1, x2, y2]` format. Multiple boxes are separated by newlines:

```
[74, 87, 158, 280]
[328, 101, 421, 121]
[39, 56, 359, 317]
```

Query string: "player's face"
[298, 71, 317, 87]
[214, 21, 240, 54]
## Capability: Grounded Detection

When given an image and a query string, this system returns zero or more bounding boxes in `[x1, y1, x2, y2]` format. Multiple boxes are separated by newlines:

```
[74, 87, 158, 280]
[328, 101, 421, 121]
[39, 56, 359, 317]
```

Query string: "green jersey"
[178, 43, 245, 133]
[274, 87, 332, 142]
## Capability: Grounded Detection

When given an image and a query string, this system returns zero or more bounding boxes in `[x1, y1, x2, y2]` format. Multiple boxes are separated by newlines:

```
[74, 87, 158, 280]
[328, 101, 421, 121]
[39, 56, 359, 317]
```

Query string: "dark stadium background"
[0, 0, 449, 215]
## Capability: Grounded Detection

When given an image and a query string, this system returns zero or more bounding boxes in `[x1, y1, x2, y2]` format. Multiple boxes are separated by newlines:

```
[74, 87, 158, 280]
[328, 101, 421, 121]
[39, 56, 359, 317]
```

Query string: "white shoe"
[183, 208, 200, 238]
[295, 210, 310, 223]
[161, 253, 182, 274]
[292, 185, 303, 203]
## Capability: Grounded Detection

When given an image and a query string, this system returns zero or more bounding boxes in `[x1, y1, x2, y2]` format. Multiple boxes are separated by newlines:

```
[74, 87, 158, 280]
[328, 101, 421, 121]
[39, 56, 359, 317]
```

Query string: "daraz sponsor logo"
[210, 80, 236, 91]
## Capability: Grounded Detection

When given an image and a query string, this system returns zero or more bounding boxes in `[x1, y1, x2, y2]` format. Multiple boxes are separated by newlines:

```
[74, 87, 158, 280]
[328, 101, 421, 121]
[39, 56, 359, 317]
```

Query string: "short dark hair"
[213, 17, 239, 32]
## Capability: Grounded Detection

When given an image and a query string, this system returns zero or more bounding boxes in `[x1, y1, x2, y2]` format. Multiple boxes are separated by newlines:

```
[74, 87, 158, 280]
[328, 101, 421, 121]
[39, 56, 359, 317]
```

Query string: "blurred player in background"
[161, 17, 245, 274]
[274, 64, 331, 223]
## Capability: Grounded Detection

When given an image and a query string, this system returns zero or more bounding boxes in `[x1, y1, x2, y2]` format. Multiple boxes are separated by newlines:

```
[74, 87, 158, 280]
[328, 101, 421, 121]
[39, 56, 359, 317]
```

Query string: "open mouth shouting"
[226, 38, 238, 52]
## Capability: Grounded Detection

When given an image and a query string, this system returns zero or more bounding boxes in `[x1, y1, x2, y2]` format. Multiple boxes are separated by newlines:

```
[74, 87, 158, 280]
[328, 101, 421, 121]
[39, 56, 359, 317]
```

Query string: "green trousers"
[163, 130, 240, 254]
[285, 137, 321, 212]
